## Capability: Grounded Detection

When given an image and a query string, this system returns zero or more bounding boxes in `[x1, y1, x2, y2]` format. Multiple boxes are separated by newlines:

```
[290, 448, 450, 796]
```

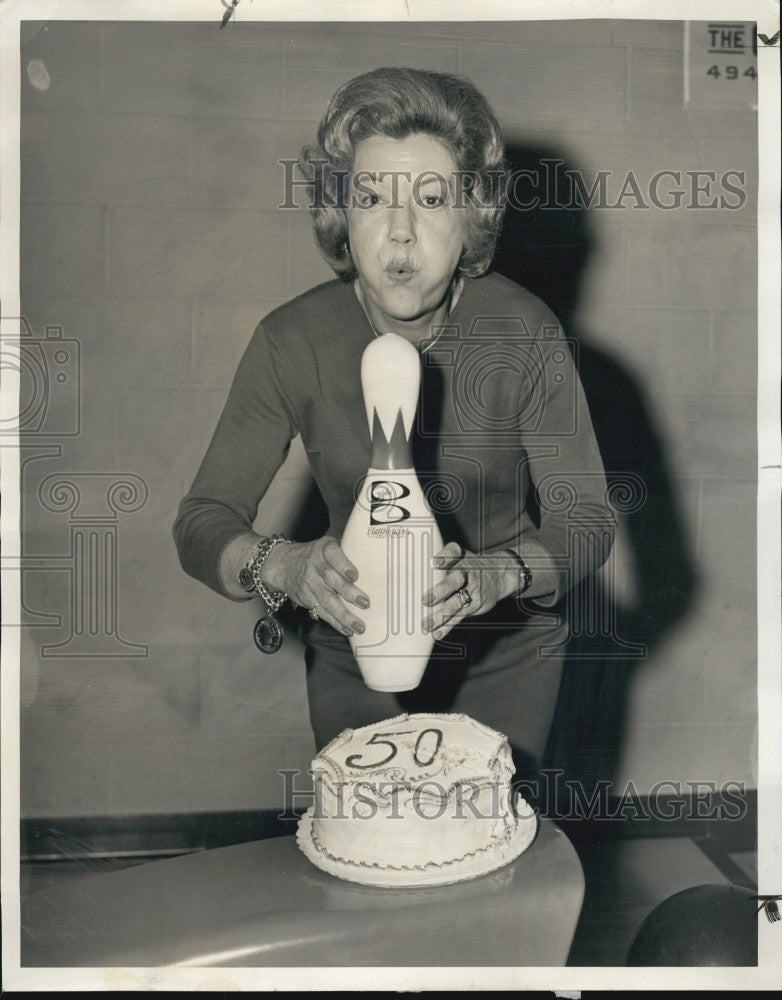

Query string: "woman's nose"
[387, 202, 416, 245]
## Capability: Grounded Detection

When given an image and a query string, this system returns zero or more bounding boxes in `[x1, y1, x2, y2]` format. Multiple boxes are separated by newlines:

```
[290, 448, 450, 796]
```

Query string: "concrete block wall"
[17, 19, 757, 818]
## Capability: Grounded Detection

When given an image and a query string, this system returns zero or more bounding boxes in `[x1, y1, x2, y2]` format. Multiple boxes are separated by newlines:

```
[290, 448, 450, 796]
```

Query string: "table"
[21, 819, 584, 968]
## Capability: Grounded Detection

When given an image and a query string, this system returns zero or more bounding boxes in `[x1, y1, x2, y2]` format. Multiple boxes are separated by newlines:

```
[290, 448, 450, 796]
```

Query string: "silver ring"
[456, 588, 472, 608]
[309, 604, 321, 621]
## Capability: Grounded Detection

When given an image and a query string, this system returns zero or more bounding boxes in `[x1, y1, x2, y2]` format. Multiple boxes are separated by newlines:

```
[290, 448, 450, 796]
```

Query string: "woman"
[174, 68, 614, 784]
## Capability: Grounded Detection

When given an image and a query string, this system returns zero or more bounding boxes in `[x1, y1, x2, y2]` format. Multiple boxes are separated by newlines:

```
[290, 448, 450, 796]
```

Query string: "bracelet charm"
[239, 535, 292, 653]
[253, 615, 284, 655]
[237, 534, 291, 612]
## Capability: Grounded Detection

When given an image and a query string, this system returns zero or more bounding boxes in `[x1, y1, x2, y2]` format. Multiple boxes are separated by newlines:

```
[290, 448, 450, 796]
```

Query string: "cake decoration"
[296, 712, 538, 887]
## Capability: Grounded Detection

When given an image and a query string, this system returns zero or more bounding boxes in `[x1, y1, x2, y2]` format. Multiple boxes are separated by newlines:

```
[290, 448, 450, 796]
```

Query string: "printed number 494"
[708, 65, 757, 80]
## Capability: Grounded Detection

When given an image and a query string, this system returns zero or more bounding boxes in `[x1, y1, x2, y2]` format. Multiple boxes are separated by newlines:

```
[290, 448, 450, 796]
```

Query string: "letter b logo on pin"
[370, 481, 411, 524]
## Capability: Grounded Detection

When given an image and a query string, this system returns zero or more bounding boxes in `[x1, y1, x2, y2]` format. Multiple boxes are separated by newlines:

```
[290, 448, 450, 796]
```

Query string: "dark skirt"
[303, 597, 568, 788]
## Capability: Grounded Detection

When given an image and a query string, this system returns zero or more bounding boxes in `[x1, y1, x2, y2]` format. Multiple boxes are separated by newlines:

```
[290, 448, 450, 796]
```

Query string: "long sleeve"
[174, 276, 615, 608]
[173, 321, 298, 597]
[507, 312, 615, 606]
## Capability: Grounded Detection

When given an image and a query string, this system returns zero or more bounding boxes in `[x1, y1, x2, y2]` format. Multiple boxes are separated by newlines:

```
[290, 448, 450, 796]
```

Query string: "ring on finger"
[455, 588, 472, 609]
[309, 604, 321, 621]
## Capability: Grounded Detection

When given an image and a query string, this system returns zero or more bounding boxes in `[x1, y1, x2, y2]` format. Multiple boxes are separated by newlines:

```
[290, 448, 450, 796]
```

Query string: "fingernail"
[422, 618, 433, 632]
[352, 620, 365, 634]
[345, 569, 358, 582]
[433, 557, 445, 568]
[422, 592, 434, 606]
[356, 596, 370, 609]
[433, 628, 444, 640]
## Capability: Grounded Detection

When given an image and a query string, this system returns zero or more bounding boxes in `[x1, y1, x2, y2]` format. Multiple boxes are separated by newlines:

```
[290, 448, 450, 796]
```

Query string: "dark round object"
[253, 615, 284, 654]
[627, 883, 757, 966]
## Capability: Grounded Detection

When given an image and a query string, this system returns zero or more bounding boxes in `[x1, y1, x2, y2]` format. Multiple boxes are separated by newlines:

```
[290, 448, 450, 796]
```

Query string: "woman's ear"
[339, 206, 349, 234]
[339, 209, 352, 252]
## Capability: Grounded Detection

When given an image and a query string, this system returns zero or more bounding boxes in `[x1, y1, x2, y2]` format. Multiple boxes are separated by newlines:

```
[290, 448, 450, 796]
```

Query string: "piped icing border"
[296, 807, 538, 888]
[299, 800, 536, 873]
[298, 712, 538, 887]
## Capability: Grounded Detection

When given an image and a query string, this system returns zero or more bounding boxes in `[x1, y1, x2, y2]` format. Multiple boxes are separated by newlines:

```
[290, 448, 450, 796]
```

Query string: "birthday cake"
[296, 713, 538, 887]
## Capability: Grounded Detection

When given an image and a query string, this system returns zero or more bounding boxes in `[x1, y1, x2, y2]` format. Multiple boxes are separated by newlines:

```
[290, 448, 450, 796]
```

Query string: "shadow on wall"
[493, 142, 699, 805]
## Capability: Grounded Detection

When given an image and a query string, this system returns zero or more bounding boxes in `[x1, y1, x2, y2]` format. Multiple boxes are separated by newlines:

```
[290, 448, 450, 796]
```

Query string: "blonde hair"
[298, 67, 507, 280]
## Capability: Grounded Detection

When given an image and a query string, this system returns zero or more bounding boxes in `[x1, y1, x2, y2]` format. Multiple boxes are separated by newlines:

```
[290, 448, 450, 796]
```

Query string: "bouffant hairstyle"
[298, 67, 507, 281]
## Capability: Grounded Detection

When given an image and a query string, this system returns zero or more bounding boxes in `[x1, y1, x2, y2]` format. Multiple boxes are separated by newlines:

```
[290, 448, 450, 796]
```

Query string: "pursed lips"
[384, 260, 417, 281]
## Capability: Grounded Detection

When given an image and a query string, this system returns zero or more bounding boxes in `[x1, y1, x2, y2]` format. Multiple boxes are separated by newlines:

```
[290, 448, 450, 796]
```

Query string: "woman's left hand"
[421, 541, 516, 641]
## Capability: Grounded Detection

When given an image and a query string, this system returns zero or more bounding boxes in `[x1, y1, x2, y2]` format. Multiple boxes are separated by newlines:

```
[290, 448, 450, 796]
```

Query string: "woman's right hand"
[261, 535, 369, 638]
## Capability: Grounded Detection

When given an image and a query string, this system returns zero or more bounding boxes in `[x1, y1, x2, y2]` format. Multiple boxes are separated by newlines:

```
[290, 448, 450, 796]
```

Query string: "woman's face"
[346, 133, 466, 333]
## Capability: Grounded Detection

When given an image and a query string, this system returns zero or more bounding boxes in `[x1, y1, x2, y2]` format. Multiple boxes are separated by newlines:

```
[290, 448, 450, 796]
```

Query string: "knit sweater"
[174, 271, 614, 605]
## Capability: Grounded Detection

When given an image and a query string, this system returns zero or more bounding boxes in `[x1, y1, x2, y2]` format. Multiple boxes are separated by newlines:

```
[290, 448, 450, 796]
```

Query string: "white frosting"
[302, 713, 534, 875]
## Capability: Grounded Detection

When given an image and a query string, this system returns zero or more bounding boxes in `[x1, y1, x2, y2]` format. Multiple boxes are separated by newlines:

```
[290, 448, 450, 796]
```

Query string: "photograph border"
[2, 0, 779, 991]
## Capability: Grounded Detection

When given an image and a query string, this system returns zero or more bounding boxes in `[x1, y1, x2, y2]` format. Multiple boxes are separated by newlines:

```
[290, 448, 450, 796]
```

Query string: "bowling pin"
[341, 333, 444, 692]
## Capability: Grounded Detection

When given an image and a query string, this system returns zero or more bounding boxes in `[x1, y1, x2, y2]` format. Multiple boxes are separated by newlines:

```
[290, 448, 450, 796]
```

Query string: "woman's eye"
[421, 194, 446, 208]
[356, 192, 380, 208]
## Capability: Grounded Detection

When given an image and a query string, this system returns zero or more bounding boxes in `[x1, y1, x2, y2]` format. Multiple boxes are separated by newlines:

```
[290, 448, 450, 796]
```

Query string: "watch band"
[503, 548, 532, 595]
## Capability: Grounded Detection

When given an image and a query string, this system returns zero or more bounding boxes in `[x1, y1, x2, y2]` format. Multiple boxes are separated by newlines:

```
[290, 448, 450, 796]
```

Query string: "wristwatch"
[503, 548, 533, 595]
